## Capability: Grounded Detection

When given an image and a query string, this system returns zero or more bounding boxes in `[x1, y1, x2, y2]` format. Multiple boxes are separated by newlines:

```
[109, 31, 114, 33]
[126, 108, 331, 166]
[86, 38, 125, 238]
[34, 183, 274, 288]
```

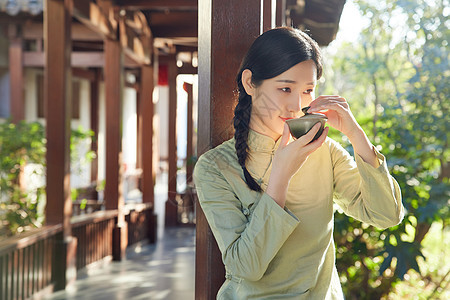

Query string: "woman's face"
[243, 60, 318, 141]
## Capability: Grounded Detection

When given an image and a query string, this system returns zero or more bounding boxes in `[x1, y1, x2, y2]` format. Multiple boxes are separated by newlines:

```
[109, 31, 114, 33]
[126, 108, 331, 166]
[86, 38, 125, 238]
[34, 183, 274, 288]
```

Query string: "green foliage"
[322, 0, 449, 298]
[0, 121, 46, 237]
[0, 120, 95, 237]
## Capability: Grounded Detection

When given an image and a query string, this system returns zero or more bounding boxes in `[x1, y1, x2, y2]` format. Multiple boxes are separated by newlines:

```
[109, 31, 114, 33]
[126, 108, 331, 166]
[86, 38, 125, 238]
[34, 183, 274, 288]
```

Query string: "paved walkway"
[46, 170, 196, 300]
[46, 227, 195, 300]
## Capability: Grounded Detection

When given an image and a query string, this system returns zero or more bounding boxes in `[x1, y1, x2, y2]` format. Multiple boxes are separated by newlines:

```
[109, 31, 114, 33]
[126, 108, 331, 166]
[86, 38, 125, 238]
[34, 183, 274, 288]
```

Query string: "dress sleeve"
[329, 139, 404, 229]
[193, 153, 300, 281]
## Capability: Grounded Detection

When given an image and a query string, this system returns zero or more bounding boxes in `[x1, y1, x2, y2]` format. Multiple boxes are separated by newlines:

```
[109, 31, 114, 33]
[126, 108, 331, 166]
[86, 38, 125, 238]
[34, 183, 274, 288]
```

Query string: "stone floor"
[45, 226, 195, 300]
[45, 170, 196, 300]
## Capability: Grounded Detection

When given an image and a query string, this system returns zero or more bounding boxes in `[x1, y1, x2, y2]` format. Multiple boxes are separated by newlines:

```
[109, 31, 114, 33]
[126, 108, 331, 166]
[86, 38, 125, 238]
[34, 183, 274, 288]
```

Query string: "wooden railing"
[0, 202, 156, 300]
[125, 202, 156, 245]
[71, 210, 118, 270]
[0, 225, 62, 300]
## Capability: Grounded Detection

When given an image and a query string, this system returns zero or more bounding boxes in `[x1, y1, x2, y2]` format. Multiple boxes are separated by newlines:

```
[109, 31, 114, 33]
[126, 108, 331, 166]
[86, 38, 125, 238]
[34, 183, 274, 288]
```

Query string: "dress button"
[243, 208, 249, 215]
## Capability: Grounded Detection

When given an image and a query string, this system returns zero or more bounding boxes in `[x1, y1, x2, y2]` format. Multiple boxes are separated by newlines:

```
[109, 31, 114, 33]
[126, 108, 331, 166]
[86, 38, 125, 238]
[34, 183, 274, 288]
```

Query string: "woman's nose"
[287, 95, 302, 114]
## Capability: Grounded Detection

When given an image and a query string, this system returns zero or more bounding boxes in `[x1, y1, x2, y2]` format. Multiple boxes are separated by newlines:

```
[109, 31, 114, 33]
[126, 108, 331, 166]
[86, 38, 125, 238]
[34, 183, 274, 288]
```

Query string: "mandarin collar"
[247, 129, 283, 153]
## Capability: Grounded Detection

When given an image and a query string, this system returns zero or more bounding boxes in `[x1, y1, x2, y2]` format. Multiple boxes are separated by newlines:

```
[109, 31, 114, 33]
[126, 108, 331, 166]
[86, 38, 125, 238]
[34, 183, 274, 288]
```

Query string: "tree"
[320, 0, 449, 298]
[0, 121, 95, 238]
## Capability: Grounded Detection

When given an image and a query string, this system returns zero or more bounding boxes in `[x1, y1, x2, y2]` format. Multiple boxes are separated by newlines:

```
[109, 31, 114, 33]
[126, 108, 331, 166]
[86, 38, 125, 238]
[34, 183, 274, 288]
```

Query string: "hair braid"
[233, 81, 262, 192]
[232, 27, 323, 192]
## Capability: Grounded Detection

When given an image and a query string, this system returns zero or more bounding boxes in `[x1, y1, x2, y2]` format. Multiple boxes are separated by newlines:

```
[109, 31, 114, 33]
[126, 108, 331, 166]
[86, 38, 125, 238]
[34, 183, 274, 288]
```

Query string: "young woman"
[193, 27, 404, 299]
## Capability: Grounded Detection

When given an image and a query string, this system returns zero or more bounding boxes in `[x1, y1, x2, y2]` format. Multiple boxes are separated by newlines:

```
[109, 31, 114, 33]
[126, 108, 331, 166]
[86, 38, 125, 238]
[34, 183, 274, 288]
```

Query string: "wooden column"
[185, 82, 194, 184]
[140, 64, 157, 243]
[276, 0, 287, 27]
[165, 56, 178, 227]
[90, 69, 100, 184]
[9, 24, 24, 123]
[262, 0, 273, 32]
[104, 38, 127, 260]
[196, 0, 261, 298]
[44, 0, 76, 291]
[136, 90, 142, 170]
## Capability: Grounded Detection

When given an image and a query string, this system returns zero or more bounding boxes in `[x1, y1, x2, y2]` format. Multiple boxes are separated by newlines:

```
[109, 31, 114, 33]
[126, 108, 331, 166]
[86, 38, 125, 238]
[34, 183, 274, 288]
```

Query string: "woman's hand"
[308, 95, 380, 168]
[266, 122, 328, 207]
[307, 95, 361, 140]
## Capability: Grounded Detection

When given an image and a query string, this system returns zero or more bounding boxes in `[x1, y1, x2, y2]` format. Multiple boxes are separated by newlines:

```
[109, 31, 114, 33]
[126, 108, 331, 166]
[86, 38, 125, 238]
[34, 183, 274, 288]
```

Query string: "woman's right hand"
[266, 122, 328, 207]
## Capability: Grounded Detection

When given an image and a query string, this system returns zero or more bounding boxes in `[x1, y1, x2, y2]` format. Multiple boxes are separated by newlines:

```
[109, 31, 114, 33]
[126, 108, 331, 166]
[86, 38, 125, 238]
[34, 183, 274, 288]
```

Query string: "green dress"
[193, 129, 404, 299]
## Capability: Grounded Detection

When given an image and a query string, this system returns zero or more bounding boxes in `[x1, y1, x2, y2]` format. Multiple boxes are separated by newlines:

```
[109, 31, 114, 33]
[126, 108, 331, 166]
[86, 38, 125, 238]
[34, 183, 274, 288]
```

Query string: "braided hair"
[233, 27, 323, 191]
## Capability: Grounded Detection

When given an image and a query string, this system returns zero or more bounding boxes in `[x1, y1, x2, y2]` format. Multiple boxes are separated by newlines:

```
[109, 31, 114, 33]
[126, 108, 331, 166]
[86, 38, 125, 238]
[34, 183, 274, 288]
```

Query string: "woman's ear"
[241, 69, 255, 96]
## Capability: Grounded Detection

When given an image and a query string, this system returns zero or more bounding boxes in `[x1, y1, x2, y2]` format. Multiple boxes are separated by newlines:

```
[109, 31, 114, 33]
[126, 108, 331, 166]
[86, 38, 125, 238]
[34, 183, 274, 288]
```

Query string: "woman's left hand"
[307, 95, 361, 139]
[308, 95, 381, 168]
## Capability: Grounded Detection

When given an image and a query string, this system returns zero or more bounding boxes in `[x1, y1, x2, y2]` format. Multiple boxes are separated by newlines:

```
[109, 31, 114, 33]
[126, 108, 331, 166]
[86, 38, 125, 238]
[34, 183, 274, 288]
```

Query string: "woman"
[193, 27, 404, 299]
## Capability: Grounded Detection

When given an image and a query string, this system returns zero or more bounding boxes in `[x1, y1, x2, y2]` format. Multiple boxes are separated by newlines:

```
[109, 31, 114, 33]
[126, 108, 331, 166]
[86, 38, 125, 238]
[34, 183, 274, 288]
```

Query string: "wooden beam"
[151, 26, 198, 38]
[114, 0, 197, 10]
[9, 25, 24, 123]
[71, 0, 116, 40]
[72, 67, 97, 81]
[24, 51, 103, 67]
[23, 51, 140, 68]
[177, 64, 197, 75]
[175, 45, 198, 52]
[23, 22, 103, 41]
[148, 11, 198, 38]
[196, 0, 261, 298]
[165, 56, 178, 227]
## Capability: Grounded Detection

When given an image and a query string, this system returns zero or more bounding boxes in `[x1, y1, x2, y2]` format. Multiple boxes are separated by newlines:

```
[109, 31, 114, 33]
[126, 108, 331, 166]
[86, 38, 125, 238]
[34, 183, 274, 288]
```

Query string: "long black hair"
[233, 27, 323, 192]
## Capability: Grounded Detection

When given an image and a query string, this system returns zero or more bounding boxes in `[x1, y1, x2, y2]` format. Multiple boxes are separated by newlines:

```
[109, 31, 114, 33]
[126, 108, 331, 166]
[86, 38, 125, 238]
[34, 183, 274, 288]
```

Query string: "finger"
[310, 102, 348, 114]
[297, 122, 321, 146]
[308, 96, 347, 112]
[279, 123, 291, 148]
[303, 126, 329, 152]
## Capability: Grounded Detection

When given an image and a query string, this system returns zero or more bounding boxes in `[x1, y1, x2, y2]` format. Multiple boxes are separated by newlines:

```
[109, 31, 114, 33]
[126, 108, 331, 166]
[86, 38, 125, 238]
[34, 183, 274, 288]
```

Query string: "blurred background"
[319, 1, 449, 298]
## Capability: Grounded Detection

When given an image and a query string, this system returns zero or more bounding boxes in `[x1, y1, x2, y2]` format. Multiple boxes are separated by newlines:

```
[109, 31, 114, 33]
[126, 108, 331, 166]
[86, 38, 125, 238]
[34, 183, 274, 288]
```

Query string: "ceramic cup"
[286, 106, 328, 142]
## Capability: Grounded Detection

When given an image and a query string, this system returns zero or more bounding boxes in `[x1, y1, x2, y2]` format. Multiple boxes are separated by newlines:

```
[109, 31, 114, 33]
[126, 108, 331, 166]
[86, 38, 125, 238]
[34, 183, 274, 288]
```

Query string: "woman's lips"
[279, 116, 295, 122]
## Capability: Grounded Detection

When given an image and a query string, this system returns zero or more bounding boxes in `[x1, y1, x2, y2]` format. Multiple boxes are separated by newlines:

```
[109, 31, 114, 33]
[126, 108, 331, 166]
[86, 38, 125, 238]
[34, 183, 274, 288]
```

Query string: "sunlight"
[332, 0, 369, 47]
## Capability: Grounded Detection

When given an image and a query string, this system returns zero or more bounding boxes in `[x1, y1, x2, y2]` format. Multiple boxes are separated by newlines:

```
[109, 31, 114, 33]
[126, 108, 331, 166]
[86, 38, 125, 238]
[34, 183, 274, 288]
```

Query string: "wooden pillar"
[185, 82, 194, 184]
[262, 0, 273, 32]
[136, 90, 142, 170]
[165, 56, 178, 227]
[44, 0, 76, 291]
[90, 69, 100, 184]
[104, 38, 127, 260]
[140, 64, 157, 243]
[276, 0, 287, 27]
[196, 0, 261, 298]
[8, 24, 24, 123]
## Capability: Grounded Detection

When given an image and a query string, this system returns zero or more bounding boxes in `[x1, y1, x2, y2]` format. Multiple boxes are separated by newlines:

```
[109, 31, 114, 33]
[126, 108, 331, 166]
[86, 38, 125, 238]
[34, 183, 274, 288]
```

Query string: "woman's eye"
[304, 89, 314, 94]
[280, 87, 291, 93]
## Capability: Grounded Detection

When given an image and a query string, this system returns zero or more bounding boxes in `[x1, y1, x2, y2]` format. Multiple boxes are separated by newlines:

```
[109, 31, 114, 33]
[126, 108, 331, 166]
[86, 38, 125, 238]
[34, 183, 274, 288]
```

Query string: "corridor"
[46, 226, 195, 300]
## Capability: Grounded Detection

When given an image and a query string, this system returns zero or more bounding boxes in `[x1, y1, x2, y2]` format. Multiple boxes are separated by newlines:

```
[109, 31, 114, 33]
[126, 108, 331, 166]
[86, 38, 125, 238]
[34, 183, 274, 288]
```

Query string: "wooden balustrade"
[0, 225, 62, 300]
[71, 210, 118, 270]
[125, 202, 156, 245]
[0, 202, 155, 299]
